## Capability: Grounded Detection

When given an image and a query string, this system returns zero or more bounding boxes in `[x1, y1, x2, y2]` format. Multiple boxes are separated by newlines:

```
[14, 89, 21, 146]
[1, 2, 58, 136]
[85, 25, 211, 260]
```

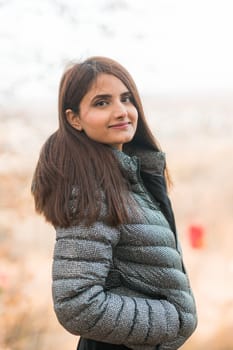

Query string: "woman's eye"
[95, 100, 108, 107]
[122, 96, 131, 103]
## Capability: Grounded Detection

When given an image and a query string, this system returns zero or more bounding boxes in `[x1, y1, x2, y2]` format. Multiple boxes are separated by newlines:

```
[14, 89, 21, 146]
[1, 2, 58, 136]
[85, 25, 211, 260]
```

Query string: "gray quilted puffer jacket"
[52, 149, 197, 350]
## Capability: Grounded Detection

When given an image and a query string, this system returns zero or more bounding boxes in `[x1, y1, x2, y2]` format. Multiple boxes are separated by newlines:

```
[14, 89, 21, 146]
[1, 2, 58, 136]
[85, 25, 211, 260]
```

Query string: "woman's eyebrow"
[92, 94, 112, 101]
[92, 91, 130, 101]
[93, 90, 131, 100]
[121, 91, 131, 96]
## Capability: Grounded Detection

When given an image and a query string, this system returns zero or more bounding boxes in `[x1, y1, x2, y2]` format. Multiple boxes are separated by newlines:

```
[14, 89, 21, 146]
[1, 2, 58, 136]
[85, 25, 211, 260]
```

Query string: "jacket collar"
[112, 149, 140, 185]
[112, 148, 166, 179]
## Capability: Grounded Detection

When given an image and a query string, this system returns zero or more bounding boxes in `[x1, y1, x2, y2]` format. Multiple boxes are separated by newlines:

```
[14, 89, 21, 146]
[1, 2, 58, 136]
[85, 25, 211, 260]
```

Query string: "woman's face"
[66, 73, 138, 150]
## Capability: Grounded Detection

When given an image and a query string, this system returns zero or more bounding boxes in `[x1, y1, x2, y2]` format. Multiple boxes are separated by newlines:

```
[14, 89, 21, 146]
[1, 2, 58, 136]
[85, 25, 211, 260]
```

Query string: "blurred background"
[0, 0, 233, 349]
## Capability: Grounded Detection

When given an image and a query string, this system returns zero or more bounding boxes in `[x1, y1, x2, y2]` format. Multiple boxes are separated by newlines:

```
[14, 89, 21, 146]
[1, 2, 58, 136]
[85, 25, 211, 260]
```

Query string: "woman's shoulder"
[55, 221, 121, 247]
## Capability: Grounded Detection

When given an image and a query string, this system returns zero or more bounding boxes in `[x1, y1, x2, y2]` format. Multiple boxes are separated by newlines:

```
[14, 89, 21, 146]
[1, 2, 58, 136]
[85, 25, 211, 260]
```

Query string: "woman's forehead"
[85, 73, 129, 97]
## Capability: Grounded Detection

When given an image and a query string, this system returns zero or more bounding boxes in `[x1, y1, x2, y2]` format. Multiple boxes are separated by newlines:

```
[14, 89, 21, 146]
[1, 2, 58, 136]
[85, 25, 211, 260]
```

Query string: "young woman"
[32, 56, 197, 350]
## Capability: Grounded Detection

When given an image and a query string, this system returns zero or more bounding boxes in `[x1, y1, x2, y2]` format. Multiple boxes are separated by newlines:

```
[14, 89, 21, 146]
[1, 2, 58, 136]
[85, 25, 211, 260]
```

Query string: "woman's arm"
[52, 222, 180, 349]
[135, 150, 198, 349]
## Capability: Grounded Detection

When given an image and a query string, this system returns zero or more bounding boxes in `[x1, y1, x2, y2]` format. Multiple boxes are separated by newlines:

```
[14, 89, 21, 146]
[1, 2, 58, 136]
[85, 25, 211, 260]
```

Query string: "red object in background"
[188, 224, 205, 249]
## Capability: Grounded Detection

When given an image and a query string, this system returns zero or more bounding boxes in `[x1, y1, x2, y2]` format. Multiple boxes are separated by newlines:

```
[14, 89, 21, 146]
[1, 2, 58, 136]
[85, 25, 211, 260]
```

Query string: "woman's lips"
[108, 122, 130, 129]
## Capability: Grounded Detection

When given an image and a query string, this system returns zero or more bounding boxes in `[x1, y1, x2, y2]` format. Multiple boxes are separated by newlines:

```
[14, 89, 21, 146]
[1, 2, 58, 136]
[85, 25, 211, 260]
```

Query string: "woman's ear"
[65, 109, 82, 131]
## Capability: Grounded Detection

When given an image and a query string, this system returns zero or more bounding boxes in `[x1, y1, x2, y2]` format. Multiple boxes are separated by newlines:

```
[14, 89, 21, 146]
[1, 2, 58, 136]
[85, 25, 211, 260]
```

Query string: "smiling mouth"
[108, 122, 130, 128]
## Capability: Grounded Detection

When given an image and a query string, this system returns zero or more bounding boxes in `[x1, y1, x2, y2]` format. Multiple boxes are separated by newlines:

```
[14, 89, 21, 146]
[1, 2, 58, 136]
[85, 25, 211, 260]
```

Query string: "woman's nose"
[113, 102, 128, 118]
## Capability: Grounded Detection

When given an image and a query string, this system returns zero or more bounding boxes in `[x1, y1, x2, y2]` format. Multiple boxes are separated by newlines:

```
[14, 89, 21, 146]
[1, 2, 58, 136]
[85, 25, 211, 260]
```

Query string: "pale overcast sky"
[1, 0, 233, 104]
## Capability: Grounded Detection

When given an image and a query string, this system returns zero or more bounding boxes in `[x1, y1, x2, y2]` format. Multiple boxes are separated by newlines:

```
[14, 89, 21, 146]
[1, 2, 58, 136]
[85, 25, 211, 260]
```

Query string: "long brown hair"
[31, 56, 167, 228]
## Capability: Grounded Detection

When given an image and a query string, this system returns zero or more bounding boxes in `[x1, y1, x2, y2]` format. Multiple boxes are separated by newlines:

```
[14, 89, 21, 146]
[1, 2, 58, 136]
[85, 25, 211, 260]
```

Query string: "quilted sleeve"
[52, 222, 180, 349]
